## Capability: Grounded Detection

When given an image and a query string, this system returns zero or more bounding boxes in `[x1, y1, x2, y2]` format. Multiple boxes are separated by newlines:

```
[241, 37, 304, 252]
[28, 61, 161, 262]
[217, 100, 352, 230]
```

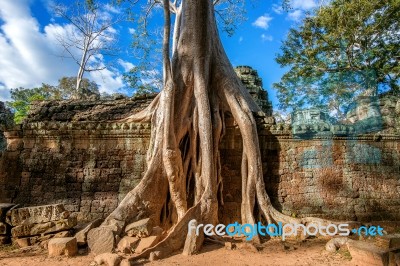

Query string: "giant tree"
[90, 0, 338, 260]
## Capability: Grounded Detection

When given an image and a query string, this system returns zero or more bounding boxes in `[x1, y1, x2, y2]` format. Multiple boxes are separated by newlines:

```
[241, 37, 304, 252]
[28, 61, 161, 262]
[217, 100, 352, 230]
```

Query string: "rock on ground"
[135, 235, 160, 254]
[87, 227, 115, 255]
[48, 237, 78, 257]
[125, 218, 153, 238]
[93, 253, 122, 266]
[75, 218, 103, 246]
[347, 240, 389, 266]
[117, 236, 139, 254]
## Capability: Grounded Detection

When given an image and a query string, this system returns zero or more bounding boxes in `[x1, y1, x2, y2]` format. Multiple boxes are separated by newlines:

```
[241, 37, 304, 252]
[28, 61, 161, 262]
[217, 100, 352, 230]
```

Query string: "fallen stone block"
[87, 226, 115, 255]
[15, 237, 31, 248]
[347, 240, 389, 266]
[54, 230, 71, 238]
[125, 218, 153, 238]
[325, 237, 350, 253]
[48, 237, 78, 257]
[375, 234, 400, 250]
[135, 235, 160, 254]
[11, 216, 77, 237]
[75, 218, 103, 246]
[117, 236, 139, 254]
[7, 204, 69, 226]
[93, 253, 122, 266]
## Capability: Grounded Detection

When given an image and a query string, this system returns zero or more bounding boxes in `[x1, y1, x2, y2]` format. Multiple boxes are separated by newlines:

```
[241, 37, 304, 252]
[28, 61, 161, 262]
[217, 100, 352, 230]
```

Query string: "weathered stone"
[93, 253, 122, 266]
[117, 236, 139, 254]
[48, 237, 78, 257]
[135, 235, 160, 254]
[125, 218, 153, 238]
[15, 237, 31, 248]
[325, 237, 351, 253]
[347, 240, 389, 266]
[7, 204, 70, 226]
[54, 230, 71, 238]
[75, 218, 103, 246]
[375, 234, 400, 249]
[11, 216, 77, 237]
[87, 227, 115, 255]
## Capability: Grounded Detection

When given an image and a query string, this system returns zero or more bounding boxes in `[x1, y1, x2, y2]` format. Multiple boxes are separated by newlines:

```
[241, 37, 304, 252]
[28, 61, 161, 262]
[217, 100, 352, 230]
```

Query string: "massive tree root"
[95, 0, 348, 261]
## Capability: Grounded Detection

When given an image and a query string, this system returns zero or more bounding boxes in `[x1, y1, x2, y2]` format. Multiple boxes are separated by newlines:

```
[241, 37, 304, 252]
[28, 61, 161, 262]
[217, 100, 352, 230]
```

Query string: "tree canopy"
[274, 0, 400, 120]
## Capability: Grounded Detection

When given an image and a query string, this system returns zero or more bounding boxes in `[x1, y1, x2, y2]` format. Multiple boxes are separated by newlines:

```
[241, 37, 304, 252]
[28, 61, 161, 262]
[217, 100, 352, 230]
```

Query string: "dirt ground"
[0, 238, 353, 266]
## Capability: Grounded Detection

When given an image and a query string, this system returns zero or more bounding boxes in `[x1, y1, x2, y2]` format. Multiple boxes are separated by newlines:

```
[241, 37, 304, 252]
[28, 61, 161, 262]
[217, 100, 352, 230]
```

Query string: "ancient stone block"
[375, 234, 400, 250]
[11, 216, 77, 237]
[75, 218, 103, 246]
[347, 240, 389, 266]
[117, 236, 140, 254]
[48, 237, 78, 257]
[7, 204, 70, 226]
[93, 253, 122, 266]
[87, 226, 115, 255]
[135, 235, 160, 254]
[15, 237, 30, 247]
[125, 218, 153, 238]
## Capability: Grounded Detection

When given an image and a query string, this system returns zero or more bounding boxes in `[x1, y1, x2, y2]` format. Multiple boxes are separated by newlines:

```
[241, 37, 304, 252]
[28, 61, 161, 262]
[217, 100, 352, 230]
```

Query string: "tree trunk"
[92, 0, 343, 260]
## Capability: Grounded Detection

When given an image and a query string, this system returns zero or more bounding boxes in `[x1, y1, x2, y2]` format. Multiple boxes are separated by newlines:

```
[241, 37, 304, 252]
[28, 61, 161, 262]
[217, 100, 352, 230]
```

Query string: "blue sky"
[0, 0, 319, 109]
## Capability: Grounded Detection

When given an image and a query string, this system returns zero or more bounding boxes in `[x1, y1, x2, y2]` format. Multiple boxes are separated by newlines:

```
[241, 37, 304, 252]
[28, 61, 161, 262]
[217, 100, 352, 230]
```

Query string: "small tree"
[52, 1, 121, 97]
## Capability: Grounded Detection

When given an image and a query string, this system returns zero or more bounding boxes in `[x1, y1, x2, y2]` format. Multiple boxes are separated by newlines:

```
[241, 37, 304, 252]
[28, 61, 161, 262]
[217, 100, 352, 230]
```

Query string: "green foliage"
[8, 87, 49, 124]
[58, 77, 99, 99]
[274, 0, 400, 119]
[7, 77, 100, 123]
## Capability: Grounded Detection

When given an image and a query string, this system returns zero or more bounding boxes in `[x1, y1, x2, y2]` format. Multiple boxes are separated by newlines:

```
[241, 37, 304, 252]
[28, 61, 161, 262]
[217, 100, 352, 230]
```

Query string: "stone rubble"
[124, 218, 154, 238]
[48, 237, 78, 256]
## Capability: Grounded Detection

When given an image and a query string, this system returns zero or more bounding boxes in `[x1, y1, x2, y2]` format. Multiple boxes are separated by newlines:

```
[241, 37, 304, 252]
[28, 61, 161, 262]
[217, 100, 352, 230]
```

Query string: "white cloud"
[0, 1, 126, 101]
[272, 4, 283, 14]
[261, 34, 273, 42]
[288, 10, 304, 22]
[252, 14, 273, 30]
[291, 0, 317, 10]
[118, 59, 135, 72]
[104, 4, 121, 14]
[128, 28, 136, 34]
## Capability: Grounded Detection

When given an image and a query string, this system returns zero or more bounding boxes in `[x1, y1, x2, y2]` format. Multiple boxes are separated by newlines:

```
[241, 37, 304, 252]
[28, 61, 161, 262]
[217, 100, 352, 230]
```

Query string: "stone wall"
[219, 126, 400, 224]
[0, 121, 150, 222]
[1, 91, 400, 224]
[1, 119, 399, 224]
